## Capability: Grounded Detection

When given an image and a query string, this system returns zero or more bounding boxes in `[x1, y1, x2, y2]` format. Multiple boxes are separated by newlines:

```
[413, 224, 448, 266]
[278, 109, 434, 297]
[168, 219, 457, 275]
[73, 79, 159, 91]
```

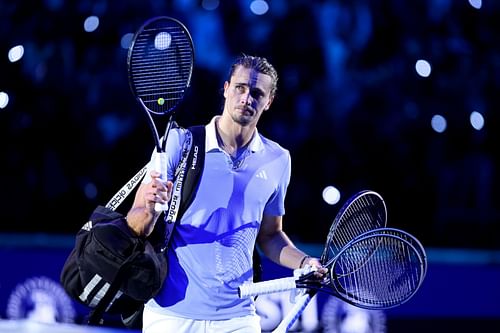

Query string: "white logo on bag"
[82, 221, 93, 231]
[191, 145, 199, 170]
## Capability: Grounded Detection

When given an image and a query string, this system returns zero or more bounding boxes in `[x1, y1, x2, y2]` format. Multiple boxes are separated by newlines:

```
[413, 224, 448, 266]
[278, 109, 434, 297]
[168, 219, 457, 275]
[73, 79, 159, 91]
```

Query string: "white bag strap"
[105, 164, 149, 211]
[104, 129, 193, 222]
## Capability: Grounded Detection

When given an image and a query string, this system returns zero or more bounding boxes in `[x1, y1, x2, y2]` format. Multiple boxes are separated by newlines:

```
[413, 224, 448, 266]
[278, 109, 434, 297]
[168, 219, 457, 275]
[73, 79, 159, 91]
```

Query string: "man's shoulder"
[258, 133, 290, 156]
[170, 124, 199, 137]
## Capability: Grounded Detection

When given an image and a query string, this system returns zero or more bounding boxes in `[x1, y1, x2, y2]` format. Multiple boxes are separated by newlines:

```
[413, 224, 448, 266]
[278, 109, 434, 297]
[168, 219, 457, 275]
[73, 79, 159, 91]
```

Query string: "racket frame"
[127, 15, 194, 152]
[241, 231, 426, 310]
[127, 16, 194, 211]
[323, 231, 426, 309]
[238, 191, 426, 332]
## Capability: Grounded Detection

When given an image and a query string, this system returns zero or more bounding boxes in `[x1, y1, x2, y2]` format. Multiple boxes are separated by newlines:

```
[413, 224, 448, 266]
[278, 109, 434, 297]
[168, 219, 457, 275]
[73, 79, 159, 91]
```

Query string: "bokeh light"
[83, 15, 100, 32]
[431, 114, 447, 133]
[470, 111, 484, 130]
[415, 59, 432, 77]
[8, 45, 24, 63]
[322, 186, 341, 205]
[0, 92, 9, 109]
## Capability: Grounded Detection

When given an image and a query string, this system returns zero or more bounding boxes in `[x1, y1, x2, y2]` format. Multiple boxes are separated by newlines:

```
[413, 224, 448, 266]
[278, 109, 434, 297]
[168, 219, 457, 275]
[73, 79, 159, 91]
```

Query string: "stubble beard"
[231, 107, 254, 126]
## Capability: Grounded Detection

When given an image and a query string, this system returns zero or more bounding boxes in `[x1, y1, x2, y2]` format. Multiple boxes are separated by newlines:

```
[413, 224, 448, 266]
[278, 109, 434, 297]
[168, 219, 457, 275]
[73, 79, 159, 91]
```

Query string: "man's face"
[223, 65, 274, 126]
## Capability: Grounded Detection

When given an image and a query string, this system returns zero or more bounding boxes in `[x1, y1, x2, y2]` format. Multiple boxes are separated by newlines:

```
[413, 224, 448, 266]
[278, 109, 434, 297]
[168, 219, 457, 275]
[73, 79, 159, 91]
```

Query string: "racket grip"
[152, 151, 169, 212]
[238, 277, 297, 298]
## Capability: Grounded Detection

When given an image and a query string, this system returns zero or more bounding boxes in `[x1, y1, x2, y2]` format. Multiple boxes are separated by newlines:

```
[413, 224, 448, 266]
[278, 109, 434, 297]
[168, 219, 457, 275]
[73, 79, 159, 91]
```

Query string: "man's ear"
[223, 81, 229, 98]
[264, 95, 274, 111]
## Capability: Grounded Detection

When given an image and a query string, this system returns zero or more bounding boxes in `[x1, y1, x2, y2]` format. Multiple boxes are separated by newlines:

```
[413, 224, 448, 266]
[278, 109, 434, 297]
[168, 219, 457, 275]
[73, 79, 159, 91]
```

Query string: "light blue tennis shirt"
[143, 116, 291, 320]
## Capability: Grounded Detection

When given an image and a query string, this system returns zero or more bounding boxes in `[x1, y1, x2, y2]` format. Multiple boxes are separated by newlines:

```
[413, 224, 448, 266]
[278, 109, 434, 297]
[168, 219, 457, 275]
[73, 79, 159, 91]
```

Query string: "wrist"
[299, 255, 311, 269]
[126, 208, 155, 237]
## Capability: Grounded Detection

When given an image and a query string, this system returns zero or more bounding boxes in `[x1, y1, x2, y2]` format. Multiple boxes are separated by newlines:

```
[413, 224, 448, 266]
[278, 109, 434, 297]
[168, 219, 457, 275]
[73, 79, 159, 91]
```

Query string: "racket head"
[128, 16, 194, 116]
[320, 190, 387, 266]
[329, 232, 426, 310]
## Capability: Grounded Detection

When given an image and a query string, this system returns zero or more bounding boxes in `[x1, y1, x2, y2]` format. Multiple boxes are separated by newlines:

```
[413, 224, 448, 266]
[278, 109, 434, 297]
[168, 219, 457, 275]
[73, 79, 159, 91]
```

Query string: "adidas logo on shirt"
[255, 170, 268, 180]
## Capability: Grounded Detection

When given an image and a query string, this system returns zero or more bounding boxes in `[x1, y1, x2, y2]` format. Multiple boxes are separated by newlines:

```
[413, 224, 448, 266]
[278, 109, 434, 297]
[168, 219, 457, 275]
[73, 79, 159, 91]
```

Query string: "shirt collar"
[206, 116, 264, 153]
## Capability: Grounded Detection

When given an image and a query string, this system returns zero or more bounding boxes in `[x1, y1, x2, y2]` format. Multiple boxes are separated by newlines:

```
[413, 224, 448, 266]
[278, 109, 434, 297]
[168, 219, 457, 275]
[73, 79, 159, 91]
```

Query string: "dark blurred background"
[1, 0, 499, 251]
[2, 1, 500, 331]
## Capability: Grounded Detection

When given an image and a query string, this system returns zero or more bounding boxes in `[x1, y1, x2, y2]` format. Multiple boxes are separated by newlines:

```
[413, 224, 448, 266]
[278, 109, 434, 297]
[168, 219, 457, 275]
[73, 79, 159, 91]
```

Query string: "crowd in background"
[1, 0, 499, 249]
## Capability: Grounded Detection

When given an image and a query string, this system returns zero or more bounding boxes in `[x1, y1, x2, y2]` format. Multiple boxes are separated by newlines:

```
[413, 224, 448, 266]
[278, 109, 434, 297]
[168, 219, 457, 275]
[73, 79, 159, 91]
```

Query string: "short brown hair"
[227, 54, 278, 97]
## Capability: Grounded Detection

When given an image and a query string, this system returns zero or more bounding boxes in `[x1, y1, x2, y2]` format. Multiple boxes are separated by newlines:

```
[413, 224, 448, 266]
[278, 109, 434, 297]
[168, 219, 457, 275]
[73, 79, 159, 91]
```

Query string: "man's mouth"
[238, 107, 254, 115]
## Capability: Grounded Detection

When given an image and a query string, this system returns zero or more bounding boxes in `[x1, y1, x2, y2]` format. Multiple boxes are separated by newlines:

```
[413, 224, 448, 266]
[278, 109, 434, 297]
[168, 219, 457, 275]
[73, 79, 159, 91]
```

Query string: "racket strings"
[323, 193, 386, 264]
[331, 235, 423, 308]
[357, 228, 428, 279]
[130, 23, 193, 114]
[335, 196, 385, 245]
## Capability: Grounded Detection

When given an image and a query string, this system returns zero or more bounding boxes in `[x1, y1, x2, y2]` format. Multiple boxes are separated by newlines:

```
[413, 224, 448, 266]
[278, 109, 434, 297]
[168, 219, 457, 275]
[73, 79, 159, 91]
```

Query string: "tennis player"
[126, 55, 325, 332]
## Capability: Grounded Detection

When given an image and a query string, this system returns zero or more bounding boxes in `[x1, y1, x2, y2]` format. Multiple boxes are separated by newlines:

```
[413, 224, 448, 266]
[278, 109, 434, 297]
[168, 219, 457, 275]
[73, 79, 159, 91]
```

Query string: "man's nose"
[240, 92, 251, 105]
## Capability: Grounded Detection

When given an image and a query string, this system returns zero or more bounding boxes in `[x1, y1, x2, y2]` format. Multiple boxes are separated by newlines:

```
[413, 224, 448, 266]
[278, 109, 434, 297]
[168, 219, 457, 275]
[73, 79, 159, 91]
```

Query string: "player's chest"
[199, 152, 280, 201]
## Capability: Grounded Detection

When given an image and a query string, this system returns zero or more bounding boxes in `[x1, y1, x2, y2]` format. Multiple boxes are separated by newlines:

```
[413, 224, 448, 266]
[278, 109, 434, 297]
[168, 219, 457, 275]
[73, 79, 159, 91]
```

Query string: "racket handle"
[152, 151, 169, 212]
[272, 293, 312, 333]
[238, 277, 297, 298]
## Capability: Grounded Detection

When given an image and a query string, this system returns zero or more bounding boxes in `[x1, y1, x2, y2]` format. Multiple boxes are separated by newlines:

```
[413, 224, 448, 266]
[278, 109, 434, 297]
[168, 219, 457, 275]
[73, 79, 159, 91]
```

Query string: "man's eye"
[251, 90, 264, 99]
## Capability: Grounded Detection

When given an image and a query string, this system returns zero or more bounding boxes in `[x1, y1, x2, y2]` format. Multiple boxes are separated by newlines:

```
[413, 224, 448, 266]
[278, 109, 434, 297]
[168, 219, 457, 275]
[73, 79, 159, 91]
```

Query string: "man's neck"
[215, 117, 253, 157]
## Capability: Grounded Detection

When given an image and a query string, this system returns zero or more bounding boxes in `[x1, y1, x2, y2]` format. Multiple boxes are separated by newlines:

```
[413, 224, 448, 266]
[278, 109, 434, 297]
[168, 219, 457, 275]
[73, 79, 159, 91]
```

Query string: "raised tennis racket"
[127, 16, 194, 211]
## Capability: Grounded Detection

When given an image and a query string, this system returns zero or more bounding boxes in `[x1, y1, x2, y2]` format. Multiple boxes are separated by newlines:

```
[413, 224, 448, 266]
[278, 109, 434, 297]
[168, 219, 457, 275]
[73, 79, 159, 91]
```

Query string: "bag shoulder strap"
[105, 165, 148, 211]
[179, 125, 206, 218]
[86, 124, 206, 326]
[88, 125, 205, 324]
[102, 123, 202, 214]
[160, 125, 205, 249]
